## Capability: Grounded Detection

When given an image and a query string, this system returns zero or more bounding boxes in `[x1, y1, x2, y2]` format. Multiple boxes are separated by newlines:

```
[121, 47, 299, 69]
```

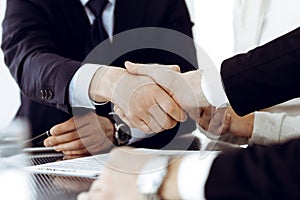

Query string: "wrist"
[228, 107, 254, 137]
[89, 66, 126, 102]
[246, 113, 255, 137]
[183, 71, 210, 109]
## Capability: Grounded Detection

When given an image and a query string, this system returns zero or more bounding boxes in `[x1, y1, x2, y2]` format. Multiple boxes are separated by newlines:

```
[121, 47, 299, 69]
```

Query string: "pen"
[23, 130, 51, 147]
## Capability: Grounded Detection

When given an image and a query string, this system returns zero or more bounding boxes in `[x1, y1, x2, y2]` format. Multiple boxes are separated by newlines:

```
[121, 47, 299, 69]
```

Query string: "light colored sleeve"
[69, 64, 104, 109]
[177, 152, 219, 200]
[250, 111, 300, 145]
[201, 70, 229, 108]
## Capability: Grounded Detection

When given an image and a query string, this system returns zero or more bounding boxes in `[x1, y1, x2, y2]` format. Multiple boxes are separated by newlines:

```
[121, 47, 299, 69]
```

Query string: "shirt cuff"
[128, 128, 155, 144]
[178, 152, 219, 200]
[201, 69, 229, 108]
[249, 112, 285, 145]
[69, 64, 103, 109]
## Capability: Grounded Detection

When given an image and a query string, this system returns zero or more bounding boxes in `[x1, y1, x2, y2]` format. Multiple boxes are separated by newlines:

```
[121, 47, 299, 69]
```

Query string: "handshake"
[89, 61, 210, 134]
[44, 61, 212, 156]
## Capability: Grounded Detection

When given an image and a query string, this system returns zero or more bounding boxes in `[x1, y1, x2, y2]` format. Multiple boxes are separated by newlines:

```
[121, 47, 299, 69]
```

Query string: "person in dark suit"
[78, 27, 300, 199]
[1, 0, 198, 153]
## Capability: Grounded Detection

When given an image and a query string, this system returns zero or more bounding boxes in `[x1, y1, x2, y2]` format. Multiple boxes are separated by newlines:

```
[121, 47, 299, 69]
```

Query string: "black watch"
[108, 112, 132, 146]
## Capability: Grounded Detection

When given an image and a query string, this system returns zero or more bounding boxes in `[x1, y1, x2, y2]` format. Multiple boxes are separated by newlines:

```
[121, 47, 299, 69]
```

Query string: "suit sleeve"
[221, 27, 300, 116]
[1, 0, 81, 113]
[205, 139, 300, 199]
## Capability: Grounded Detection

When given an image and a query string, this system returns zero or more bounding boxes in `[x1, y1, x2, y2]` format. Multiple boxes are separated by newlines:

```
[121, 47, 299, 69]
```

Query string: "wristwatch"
[108, 112, 132, 146]
[136, 156, 170, 200]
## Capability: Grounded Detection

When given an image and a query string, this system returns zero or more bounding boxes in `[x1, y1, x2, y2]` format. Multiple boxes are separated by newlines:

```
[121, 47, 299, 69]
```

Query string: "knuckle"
[73, 141, 84, 149]
[165, 120, 177, 130]
[51, 126, 61, 136]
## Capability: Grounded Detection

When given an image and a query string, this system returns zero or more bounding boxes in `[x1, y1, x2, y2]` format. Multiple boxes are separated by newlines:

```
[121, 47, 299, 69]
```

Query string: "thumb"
[125, 61, 180, 74]
[125, 61, 153, 76]
[125, 61, 179, 97]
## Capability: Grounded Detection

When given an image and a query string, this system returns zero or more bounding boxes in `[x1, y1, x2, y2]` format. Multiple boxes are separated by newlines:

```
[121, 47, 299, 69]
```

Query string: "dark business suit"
[205, 27, 300, 199]
[1, 0, 197, 148]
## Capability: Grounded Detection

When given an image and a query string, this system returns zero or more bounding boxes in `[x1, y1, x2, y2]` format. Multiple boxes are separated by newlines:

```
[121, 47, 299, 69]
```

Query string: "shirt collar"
[80, 0, 116, 6]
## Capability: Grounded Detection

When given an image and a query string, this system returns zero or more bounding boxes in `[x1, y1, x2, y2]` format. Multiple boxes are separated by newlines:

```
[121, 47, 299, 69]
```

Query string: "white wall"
[0, 0, 234, 128]
[193, 0, 235, 68]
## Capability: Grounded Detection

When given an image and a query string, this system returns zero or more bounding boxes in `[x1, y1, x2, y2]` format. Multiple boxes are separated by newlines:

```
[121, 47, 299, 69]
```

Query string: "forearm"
[1, 0, 81, 113]
[89, 66, 127, 103]
[221, 27, 300, 116]
[21, 51, 81, 113]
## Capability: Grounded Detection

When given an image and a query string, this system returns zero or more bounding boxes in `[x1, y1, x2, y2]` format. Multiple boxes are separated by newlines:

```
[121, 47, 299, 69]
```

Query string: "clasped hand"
[89, 62, 208, 134]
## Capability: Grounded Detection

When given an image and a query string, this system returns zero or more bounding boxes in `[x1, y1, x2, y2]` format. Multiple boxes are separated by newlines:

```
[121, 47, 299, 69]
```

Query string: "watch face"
[115, 124, 132, 146]
[108, 113, 132, 146]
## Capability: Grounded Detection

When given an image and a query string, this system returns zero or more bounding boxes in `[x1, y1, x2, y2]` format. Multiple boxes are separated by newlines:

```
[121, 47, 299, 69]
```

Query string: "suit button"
[40, 90, 46, 99]
[46, 90, 54, 100]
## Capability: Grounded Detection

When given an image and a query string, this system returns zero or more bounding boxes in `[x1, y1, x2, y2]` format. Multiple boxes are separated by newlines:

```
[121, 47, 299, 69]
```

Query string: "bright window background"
[0, 0, 21, 129]
[0, 0, 234, 128]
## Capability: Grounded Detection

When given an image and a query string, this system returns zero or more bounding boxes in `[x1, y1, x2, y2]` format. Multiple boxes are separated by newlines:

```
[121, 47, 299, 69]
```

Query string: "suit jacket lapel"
[114, 0, 148, 34]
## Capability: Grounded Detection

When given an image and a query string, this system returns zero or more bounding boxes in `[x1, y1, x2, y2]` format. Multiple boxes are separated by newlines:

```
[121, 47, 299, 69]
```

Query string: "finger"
[221, 113, 231, 134]
[188, 108, 202, 122]
[53, 137, 86, 152]
[140, 105, 164, 133]
[198, 108, 212, 130]
[50, 118, 77, 136]
[155, 90, 187, 122]
[207, 108, 228, 135]
[63, 149, 90, 156]
[126, 113, 152, 133]
[63, 154, 88, 160]
[44, 130, 80, 147]
[146, 115, 164, 133]
[149, 104, 177, 130]
[133, 119, 152, 134]
[51, 115, 90, 136]
[125, 61, 180, 73]
[125, 62, 178, 95]
[114, 105, 134, 127]
[169, 65, 181, 72]
[115, 102, 151, 132]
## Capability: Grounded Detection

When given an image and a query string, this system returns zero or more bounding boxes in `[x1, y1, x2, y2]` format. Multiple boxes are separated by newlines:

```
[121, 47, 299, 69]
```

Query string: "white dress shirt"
[69, 0, 116, 109]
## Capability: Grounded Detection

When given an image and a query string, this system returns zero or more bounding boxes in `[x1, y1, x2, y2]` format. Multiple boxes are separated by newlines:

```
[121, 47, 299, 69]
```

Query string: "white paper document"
[27, 153, 108, 178]
[26, 149, 218, 178]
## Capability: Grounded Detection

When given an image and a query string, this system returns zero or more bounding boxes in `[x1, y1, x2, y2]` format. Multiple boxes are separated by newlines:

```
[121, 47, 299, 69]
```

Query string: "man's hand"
[77, 147, 182, 200]
[89, 66, 186, 134]
[190, 107, 231, 135]
[44, 112, 114, 155]
[125, 62, 210, 112]
[193, 106, 254, 138]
